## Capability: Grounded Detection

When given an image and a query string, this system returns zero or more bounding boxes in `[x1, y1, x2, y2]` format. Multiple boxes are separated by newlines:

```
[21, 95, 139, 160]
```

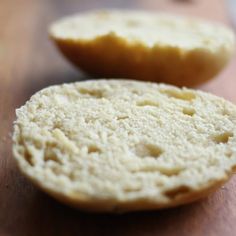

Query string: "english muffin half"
[13, 80, 236, 212]
[50, 10, 235, 86]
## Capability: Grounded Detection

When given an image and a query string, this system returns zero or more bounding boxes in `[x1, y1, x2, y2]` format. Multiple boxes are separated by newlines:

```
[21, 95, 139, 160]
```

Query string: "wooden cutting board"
[0, 0, 236, 235]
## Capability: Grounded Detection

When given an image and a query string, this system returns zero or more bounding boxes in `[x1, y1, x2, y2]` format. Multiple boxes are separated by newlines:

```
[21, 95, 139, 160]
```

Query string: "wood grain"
[0, 0, 236, 235]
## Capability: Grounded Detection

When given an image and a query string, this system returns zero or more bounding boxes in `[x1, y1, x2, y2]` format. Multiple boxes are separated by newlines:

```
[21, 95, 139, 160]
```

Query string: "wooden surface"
[0, 0, 236, 235]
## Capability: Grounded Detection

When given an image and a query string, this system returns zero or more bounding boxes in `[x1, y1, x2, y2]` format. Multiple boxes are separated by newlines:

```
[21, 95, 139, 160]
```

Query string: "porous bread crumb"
[13, 80, 236, 212]
[49, 10, 235, 86]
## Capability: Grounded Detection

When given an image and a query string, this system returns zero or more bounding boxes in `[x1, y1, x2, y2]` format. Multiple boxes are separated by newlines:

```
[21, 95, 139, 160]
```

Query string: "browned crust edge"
[50, 34, 232, 87]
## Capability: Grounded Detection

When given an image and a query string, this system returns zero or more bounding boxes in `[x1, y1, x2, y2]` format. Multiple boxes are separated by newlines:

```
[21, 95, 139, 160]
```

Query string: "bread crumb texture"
[50, 10, 235, 86]
[13, 80, 236, 212]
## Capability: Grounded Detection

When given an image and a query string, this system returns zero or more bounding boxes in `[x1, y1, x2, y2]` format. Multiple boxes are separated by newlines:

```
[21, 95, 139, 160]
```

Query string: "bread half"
[13, 80, 236, 212]
[50, 10, 235, 86]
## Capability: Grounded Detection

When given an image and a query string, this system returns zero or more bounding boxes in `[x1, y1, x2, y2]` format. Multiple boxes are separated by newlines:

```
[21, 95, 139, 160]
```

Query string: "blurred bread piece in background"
[50, 10, 235, 87]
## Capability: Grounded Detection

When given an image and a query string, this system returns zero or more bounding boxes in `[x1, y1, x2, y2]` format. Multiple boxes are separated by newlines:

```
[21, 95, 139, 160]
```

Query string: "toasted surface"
[13, 80, 236, 212]
[50, 10, 235, 86]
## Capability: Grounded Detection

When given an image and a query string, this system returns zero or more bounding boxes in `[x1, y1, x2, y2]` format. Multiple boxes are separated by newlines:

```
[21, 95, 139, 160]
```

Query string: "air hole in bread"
[24, 150, 34, 166]
[126, 19, 140, 27]
[212, 132, 233, 144]
[232, 165, 236, 172]
[131, 90, 140, 95]
[135, 143, 163, 158]
[17, 135, 24, 146]
[117, 115, 129, 120]
[51, 166, 62, 176]
[88, 145, 101, 154]
[226, 150, 233, 158]
[123, 186, 142, 193]
[131, 166, 183, 175]
[33, 140, 43, 150]
[161, 89, 196, 101]
[44, 150, 61, 163]
[156, 181, 164, 187]
[164, 185, 191, 199]
[52, 123, 61, 130]
[84, 117, 93, 124]
[136, 100, 159, 107]
[222, 109, 230, 116]
[79, 88, 104, 98]
[182, 107, 195, 116]
[157, 167, 183, 176]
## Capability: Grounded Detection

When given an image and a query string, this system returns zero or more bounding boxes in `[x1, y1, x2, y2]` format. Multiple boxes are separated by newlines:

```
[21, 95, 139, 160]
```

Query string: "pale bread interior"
[13, 80, 236, 211]
[50, 10, 235, 51]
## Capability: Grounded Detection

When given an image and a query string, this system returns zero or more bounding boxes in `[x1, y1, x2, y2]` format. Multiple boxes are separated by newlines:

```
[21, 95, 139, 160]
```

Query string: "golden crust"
[52, 35, 231, 87]
[49, 10, 235, 86]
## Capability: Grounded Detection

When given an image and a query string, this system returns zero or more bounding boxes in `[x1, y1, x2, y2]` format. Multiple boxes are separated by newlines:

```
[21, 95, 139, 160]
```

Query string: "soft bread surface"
[50, 10, 235, 86]
[13, 80, 236, 212]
